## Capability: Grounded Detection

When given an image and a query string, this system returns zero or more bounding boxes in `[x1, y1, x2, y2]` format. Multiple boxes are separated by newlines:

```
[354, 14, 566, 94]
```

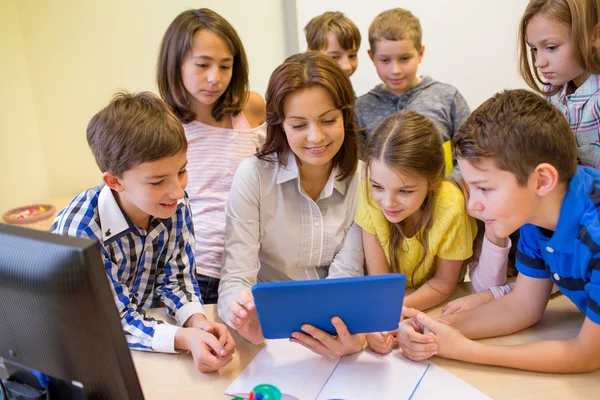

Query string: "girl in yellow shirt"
[356, 111, 476, 352]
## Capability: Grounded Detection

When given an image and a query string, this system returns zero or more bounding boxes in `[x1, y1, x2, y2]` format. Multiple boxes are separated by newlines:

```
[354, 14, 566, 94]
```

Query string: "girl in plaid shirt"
[519, 0, 600, 169]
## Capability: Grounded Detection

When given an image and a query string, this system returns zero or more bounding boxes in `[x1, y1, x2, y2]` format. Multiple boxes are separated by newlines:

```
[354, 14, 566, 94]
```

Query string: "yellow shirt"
[443, 140, 453, 176]
[355, 180, 477, 288]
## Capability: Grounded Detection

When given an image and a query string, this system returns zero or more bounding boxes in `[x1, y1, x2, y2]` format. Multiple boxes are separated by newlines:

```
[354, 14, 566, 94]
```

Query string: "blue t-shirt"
[516, 166, 600, 325]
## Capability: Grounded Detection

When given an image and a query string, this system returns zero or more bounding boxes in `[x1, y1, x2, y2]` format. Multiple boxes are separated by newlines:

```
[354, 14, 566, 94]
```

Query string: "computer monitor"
[0, 224, 144, 399]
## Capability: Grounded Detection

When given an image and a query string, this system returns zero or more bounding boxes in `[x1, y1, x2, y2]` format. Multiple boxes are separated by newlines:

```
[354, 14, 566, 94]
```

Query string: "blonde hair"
[518, 0, 600, 96]
[304, 11, 361, 51]
[368, 8, 422, 53]
[363, 111, 444, 285]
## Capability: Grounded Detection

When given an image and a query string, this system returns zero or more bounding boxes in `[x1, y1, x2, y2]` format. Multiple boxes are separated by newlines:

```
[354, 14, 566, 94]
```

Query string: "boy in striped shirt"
[51, 92, 234, 372]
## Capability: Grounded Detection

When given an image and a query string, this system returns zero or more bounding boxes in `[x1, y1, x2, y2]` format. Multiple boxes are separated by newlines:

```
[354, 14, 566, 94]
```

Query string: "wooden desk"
[133, 285, 600, 400]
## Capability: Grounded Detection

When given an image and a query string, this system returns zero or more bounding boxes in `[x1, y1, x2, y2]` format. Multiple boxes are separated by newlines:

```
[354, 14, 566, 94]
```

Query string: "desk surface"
[134, 286, 600, 400]
[20, 198, 600, 399]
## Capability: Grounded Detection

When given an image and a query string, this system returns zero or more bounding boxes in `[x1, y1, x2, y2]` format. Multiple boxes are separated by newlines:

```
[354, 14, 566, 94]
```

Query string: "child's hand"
[366, 331, 396, 354]
[441, 291, 495, 316]
[290, 317, 365, 359]
[397, 307, 438, 361]
[184, 314, 236, 358]
[175, 327, 234, 372]
[228, 290, 264, 345]
[410, 312, 472, 361]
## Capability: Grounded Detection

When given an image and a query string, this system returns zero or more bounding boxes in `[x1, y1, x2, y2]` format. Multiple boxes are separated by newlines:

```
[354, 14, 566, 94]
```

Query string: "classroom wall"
[0, 0, 49, 213]
[1, 0, 530, 214]
[0, 0, 287, 213]
[294, 0, 529, 109]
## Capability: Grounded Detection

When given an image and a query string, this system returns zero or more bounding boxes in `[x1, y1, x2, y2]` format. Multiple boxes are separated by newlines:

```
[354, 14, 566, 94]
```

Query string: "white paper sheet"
[316, 349, 429, 400]
[225, 340, 491, 400]
[224, 340, 339, 400]
[410, 362, 492, 400]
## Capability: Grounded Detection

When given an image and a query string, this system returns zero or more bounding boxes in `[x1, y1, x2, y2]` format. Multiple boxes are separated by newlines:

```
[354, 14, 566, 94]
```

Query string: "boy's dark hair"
[304, 11, 361, 52]
[258, 51, 359, 181]
[157, 8, 249, 123]
[368, 8, 422, 53]
[452, 89, 578, 185]
[87, 91, 187, 177]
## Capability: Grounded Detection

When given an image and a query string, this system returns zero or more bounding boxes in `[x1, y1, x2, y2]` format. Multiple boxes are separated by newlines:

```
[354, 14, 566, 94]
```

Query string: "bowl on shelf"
[2, 204, 56, 225]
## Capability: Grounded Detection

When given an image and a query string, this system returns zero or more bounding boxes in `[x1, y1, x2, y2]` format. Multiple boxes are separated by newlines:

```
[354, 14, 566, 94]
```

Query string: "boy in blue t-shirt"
[396, 89, 600, 373]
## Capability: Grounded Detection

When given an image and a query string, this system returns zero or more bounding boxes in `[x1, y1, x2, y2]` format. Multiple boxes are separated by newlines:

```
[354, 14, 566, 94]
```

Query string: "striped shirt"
[516, 166, 600, 324]
[547, 74, 600, 169]
[184, 112, 266, 279]
[50, 184, 205, 352]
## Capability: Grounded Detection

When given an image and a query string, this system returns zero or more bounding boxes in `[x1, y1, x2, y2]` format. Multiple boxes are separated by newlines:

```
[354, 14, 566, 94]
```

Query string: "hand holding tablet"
[227, 290, 265, 345]
[290, 315, 367, 358]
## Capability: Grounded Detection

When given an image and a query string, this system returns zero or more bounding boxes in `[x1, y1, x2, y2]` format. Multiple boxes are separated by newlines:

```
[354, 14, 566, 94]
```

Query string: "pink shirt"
[469, 235, 514, 299]
[469, 234, 557, 298]
[184, 113, 266, 278]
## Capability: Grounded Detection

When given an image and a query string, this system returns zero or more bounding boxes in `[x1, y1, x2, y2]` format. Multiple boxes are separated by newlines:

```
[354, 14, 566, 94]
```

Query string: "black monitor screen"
[0, 224, 144, 399]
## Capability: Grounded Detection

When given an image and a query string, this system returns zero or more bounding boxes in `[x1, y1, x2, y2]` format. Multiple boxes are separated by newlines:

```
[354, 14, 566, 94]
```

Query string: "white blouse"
[217, 153, 364, 326]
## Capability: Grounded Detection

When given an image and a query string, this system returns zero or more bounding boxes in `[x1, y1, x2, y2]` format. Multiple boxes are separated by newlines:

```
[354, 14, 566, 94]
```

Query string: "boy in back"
[398, 89, 600, 373]
[356, 8, 469, 176]
[304, 11, 361, 79]
[305, 11, 365, 151]
[51, 92, 235, 372]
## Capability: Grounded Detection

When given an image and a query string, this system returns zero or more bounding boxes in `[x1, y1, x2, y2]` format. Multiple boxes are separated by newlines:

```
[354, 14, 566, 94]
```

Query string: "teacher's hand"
[228, 290, 264, 345]
[290, 317, 365, 359]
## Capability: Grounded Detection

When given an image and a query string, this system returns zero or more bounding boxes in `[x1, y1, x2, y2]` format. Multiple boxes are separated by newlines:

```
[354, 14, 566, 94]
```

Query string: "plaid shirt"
[548, 74, 600, 169]
[50, 184, 204, 353]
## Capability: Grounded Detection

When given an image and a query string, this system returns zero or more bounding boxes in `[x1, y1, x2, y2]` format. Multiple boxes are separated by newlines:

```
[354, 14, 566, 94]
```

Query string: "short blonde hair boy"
[368, 8, 422, 52]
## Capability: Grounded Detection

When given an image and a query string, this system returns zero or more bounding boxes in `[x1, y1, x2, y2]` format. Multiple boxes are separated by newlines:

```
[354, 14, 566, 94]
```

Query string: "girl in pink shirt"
[157, 9, 266, 304]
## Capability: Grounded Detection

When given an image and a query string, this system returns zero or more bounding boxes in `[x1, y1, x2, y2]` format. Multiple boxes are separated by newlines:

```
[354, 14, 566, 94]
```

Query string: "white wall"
[295, 0, 529, 109]
[0, 0, 287, 213]
[1, 0, 530, 214]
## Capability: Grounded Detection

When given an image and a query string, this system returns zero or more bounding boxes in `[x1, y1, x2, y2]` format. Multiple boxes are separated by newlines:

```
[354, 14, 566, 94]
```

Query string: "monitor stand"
[1, 360, 86, 400]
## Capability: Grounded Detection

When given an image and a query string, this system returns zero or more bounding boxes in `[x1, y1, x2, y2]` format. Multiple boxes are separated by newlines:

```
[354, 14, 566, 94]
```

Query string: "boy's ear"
[418, 45, 425, 62]
[102, 171, 125, 192]
[368, 49, 375, 62]
[533, 163, 559, 197]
